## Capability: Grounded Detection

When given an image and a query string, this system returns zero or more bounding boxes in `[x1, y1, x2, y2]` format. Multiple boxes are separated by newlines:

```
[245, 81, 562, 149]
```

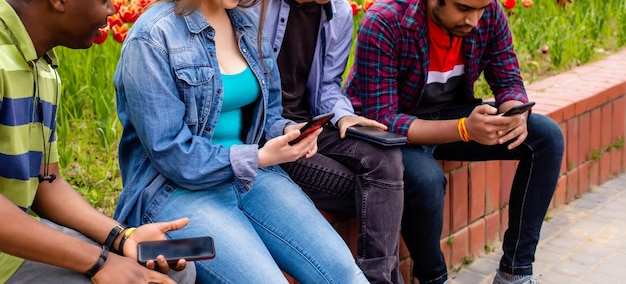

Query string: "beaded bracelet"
[85, 245, 109, 278]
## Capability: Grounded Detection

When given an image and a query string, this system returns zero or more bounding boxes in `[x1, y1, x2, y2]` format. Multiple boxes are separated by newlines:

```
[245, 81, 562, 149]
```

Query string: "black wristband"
[118, 234, 127, 256]
[104, 224, 126, 250]
[85, 246, 109, 278]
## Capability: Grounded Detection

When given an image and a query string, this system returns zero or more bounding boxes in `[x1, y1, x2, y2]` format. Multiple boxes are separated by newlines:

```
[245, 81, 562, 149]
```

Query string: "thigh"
[155, 187, 287, 284]
[240, 169, 367, 283]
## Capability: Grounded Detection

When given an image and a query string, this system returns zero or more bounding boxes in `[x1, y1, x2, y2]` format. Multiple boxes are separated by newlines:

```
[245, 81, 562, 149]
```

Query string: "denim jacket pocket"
[174, 65, 215, 126]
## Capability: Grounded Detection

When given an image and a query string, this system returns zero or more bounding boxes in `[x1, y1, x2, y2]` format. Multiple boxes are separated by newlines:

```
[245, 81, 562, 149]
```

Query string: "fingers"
[154, 255, 171, 274]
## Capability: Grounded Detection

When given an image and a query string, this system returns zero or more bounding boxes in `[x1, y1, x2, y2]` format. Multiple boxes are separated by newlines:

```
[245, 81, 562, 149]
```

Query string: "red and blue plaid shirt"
[343, 0, 528, 136]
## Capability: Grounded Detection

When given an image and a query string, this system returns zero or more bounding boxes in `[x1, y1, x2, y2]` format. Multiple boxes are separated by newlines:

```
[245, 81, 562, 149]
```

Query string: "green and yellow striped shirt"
[0, 0, 60, 280]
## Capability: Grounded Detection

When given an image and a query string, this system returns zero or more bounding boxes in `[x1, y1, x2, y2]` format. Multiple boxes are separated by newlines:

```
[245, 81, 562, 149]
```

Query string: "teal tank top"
[212, 67, 260, 147]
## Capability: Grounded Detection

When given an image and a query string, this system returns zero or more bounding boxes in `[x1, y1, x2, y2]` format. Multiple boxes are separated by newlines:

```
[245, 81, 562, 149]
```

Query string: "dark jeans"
[401, 105, 564, 284]
[281, 125, 405, 284]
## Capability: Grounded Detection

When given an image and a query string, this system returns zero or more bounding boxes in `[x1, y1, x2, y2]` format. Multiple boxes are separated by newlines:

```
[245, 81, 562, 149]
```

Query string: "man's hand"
[122, 218, 190, 273]
[336, 115, 387, 138]
[91, 252, 178, 284]
[465, 104, 528, 149]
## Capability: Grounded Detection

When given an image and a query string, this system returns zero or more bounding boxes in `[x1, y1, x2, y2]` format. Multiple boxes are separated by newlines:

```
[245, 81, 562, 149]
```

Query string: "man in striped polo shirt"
[0, 0, 195, 282]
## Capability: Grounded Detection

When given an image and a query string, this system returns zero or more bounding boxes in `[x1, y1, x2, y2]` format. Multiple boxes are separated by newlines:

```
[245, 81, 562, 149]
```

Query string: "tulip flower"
[502, 0, 516, 10]
[350, 1, 359, 16]
[113, 24, 129, 43]
[521, 0, 532, 8]
[108, 13, 123, 29]
[119, 4, 141, 23]
[94, 25, 109, 44]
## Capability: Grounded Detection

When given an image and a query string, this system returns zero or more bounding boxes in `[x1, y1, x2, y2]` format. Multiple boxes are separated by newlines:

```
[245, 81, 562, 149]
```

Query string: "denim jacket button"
[165, 186, 172, 192]
[142, 217, 148, 223]
[217, 89, 222, 94]
[242, 48, 247, 53]
[205, 126, 211, 132]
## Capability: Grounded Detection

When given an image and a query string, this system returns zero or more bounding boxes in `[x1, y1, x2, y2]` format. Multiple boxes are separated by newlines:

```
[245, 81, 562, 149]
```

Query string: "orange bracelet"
[457, 118, 470, 142]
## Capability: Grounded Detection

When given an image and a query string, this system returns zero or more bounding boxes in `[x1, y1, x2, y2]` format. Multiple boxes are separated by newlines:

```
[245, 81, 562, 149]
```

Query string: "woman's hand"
[258, 127, 323, 168]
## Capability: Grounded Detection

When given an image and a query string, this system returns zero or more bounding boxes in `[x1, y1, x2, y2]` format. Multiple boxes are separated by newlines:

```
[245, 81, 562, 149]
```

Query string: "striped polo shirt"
[1, 0, 60, 279]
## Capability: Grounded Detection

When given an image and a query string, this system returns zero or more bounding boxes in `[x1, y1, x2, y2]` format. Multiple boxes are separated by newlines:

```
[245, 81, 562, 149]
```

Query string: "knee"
[362, 145, 404, 181]
[528, 114, 564, 155]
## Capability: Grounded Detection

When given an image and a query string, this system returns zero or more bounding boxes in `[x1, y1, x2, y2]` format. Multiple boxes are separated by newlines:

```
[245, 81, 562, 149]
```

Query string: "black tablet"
[346, 126, 408, 147]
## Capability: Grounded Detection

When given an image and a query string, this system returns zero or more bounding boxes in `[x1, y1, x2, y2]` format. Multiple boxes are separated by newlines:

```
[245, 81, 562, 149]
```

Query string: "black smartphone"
[346, 126, 408, 146]
[289, 112, 335, 145]
[501, 101, 535, 116]
[137, 236, 215, 265]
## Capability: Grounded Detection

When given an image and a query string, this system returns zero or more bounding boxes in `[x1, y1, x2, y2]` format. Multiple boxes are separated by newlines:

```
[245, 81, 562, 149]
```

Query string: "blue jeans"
[281, 126, 405, 284]
[401, 105, 564, 284]
[154, 169, 369, 284]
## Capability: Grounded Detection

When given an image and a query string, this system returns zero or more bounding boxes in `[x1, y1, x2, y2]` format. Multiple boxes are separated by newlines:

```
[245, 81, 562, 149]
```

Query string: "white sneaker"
[492, 271, 538, 284]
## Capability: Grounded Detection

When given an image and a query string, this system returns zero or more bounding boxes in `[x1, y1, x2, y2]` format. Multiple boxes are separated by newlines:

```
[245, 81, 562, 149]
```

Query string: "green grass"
[56, 0, 626, 214]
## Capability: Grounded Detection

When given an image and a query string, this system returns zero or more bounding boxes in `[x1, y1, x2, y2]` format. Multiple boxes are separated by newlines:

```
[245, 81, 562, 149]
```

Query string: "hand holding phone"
[137, 236, 215, 265]
[288, 112, 335, 145]
[501, 102, 535, 116]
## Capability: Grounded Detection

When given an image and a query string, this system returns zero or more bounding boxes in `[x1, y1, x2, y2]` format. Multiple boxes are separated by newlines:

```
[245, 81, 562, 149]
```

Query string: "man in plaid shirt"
[344, 0, 564, 283]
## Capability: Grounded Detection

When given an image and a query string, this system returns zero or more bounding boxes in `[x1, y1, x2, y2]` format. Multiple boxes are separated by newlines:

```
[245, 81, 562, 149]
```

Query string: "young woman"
[112, 0, 369, 282]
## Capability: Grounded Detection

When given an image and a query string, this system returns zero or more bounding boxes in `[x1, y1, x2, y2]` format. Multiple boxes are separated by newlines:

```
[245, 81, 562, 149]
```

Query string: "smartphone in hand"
[137, 236, 215, 265]
[501, 102, 535, 116]
[288, 112, 335, 145]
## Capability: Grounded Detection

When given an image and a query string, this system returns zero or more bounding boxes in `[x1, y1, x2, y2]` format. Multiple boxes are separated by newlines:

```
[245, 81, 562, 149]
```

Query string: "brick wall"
[285, 48, 626, 283]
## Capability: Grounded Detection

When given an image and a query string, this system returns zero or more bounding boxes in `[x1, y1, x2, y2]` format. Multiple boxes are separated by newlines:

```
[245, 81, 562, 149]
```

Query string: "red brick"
[560, 122, 568, 175]
[499, 161, 516, 207]
[468, 219, 486, 258]
[611, 148, 622, 177]
[485, 211, 501, 245]
[590, 108, 602, 152]
[450, 168, 469, 232]
[484, 160, 501, 214]
[589, 160, 601, 187]
[499, 207, 509, 239]
[578, 162, 590, 196]
[578, 112, 591, 162]
[566, 117, 580, 170]
[601, 103, 613, 147]
[612, 97, 625, 141]
[552, 175, 567, 208]
[566, 168, 579, 202]
[449, 228, 470, 267]
[443, 160, 463, 172]
[600, 154, 611, 183]
[469, 162, 486, 222]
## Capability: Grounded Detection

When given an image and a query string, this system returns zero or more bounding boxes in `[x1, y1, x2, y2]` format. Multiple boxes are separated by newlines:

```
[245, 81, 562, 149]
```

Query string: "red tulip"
[135, 0, 153, 9]
[350, 1, 359, 16]
[108, 13, 123, 28]
[94, 25, 109, 44]
[112, 0, 126, 13]
[113, 24, 129, 43]
[502, 0, 516, 10]
[521, 0, 533, 8]
[119, 4, 141, 23]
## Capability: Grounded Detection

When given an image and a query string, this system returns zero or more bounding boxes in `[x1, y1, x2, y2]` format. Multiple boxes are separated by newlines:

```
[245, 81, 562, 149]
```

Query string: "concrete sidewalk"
[449, 172, 626, 284]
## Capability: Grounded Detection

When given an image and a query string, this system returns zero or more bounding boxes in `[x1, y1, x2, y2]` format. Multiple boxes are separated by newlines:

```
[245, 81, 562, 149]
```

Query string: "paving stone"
[449, 173, 626, 284]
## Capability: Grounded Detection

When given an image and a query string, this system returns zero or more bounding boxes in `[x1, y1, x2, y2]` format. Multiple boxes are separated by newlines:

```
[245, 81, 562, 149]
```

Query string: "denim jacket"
[113, 2, 291, 226]
[256, 0, 354, 125]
